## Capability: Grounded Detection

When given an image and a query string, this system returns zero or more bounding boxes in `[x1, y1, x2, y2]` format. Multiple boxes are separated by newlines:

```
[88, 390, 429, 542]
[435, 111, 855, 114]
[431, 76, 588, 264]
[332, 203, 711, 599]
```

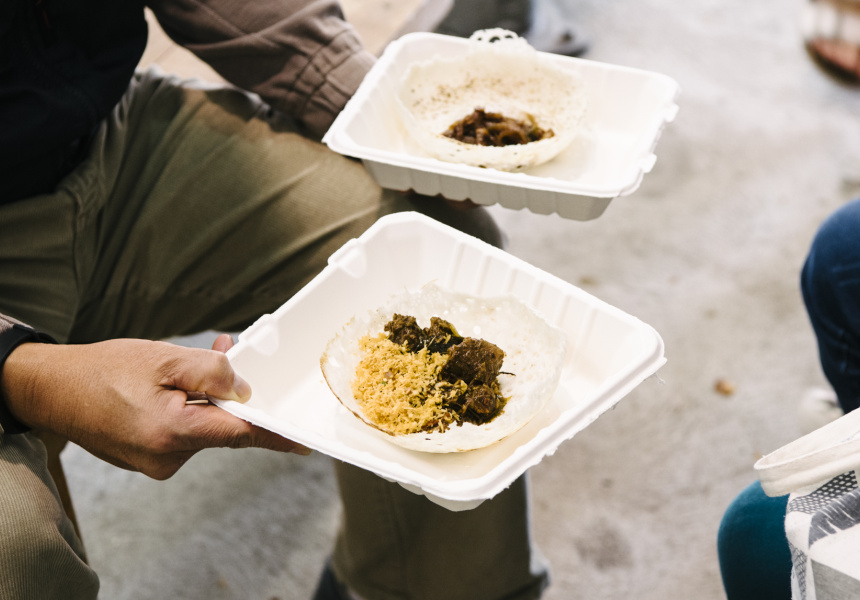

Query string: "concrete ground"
[59, 0, 860, 598]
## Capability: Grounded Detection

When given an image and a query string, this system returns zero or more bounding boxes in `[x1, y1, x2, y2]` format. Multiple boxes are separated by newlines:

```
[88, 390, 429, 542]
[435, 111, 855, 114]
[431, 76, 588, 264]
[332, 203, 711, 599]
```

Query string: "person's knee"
[0, 436, 96, 597]
[801, 200, 860, 346]
[0, 487, 97, 598]
[803, 198, 860, 298]
[0, 502, 64, 564]
[717, 482, 791, 600]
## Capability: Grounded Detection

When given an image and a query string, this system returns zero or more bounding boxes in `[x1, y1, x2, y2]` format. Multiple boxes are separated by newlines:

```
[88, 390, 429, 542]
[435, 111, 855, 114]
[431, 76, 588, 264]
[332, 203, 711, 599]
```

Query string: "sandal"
[802, 0, 860, 85]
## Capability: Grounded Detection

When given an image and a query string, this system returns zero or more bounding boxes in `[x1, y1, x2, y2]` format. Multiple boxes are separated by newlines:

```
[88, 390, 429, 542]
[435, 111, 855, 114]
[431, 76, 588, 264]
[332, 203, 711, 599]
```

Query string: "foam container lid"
[323, 32, 680, 221]
[213, 213, 666, 510]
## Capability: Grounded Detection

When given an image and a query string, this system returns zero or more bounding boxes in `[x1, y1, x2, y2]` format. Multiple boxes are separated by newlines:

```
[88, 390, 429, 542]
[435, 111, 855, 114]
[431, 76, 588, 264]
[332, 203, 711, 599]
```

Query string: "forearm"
[147, 0, 375, 137]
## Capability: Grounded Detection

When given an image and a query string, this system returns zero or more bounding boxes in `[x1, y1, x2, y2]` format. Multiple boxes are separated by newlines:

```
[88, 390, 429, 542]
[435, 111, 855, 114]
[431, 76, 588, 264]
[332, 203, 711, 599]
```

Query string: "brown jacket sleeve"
[146, 0, 375, 138]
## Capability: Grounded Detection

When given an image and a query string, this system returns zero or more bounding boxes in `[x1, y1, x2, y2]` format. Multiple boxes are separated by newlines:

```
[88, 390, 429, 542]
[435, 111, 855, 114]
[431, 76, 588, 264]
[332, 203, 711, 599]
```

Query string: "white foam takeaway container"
[323, 32, 680, 221]
[213, 213, 666, 510]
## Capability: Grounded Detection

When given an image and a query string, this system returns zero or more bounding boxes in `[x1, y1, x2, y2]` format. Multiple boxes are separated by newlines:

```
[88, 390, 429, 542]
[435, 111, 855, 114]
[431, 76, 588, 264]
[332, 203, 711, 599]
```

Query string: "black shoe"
[311, 562, 352, 600]
[523, 0, 589, 56]
[435, 0, 589, 57]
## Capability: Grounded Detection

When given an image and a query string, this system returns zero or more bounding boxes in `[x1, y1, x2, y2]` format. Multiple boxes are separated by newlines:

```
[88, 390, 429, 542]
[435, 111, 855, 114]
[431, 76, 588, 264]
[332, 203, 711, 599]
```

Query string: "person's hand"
[0, 335, 309, 479]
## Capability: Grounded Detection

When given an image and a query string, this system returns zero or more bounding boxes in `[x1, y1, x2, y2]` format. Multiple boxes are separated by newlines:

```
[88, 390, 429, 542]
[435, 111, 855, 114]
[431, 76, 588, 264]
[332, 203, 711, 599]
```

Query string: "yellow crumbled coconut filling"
[352, 334, 467, 435]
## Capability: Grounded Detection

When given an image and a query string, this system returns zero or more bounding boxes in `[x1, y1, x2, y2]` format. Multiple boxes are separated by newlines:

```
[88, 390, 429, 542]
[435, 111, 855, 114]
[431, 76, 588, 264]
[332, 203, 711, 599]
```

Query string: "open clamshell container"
[213, 213, 666, 510]
[323, 31, 680, 221]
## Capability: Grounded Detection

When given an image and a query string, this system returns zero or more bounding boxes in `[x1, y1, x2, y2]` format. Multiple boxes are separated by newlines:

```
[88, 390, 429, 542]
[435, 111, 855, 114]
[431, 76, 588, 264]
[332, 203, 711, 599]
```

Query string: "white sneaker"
[798, 386, 844, 434]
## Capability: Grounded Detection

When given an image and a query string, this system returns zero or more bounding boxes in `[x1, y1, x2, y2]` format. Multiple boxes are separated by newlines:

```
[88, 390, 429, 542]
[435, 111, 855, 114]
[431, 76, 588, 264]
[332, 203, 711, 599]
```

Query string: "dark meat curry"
[443, 108, 554, 147]
[383, 314, 509, 430]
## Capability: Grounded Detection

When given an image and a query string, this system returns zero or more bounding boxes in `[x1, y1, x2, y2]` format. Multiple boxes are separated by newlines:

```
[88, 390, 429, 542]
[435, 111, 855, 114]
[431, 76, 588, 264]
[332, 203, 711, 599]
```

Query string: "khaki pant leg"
[60, 69, 502, 343]
[0, 192, 80, 342]
[331, 463, 548, 600]
[0, 433, 98, 600]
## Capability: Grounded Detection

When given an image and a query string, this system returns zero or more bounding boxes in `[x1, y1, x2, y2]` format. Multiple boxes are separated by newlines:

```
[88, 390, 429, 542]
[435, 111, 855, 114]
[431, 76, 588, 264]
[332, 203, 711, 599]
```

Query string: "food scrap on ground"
[714, 379, 735, 396]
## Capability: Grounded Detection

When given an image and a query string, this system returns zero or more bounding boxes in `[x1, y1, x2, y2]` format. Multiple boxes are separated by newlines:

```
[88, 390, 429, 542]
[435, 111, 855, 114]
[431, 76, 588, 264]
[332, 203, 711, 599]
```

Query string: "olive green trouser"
[0, 68, 548, 600]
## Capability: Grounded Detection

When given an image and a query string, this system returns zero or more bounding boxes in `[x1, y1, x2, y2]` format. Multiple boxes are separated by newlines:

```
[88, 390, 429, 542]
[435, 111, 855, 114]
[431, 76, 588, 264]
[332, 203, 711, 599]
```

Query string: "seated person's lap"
[0, 69, 525, 600]
[1, 68, 501, 344]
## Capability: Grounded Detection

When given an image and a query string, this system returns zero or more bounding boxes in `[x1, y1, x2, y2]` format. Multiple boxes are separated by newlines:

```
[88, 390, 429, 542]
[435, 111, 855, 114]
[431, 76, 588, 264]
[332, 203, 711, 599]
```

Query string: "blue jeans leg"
[801, 197, 860, 413]
[717, 481, 791, 600]
[718, 199, 860, 600]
